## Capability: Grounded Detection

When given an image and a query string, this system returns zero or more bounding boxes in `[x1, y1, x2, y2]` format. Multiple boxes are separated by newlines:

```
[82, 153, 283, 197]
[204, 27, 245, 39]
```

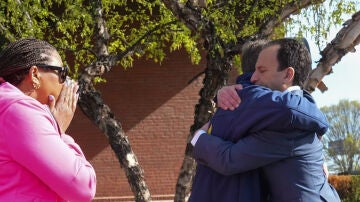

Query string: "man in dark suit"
[190, 38, 340, 201]
[190, 40, 269, 202]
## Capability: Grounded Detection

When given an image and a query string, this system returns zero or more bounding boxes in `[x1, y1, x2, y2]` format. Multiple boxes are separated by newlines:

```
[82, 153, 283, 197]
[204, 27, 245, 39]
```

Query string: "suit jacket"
[192, 85, 340, 202]
[190, 74, 266, 202]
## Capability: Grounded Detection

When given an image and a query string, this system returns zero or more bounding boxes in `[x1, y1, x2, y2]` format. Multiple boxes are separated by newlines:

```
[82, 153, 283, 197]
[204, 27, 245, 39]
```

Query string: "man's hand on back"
[217, 84, 242, 110]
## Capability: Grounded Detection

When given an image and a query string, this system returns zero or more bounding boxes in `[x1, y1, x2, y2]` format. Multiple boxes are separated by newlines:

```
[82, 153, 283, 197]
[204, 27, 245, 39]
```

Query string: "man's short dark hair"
[241, 39, 268, 73]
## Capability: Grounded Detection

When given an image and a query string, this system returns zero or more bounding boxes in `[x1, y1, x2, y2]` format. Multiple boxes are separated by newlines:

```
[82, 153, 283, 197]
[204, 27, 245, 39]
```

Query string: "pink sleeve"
[3, 99, 96, 201]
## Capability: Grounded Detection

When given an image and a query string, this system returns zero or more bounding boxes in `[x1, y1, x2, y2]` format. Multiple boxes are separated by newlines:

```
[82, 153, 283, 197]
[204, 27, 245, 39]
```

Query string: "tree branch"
[161, 0, 203, 33]
[304, 11, 360, 93]
[15, 0, 34, 33]
[115, 20, 177, 60]
[256, 0, 325, 38]
[228, 0, 326, 58]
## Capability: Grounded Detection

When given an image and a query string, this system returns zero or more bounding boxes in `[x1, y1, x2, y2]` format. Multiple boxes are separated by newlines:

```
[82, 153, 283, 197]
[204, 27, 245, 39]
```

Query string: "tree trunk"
[162, 1, 325, 201]
[174, 20, 236, 201]
[77, 82, 151, 201]
[77, 1, 151, 201]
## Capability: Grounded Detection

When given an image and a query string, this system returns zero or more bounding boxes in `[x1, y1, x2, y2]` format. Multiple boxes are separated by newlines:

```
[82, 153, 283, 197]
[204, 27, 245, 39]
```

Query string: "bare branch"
[162, 0, 203, 32]
[257, 0, 325, 38]
[115, 20, 177, 60]
[15, 0, 34, 33]
[229, 0, 326, 57]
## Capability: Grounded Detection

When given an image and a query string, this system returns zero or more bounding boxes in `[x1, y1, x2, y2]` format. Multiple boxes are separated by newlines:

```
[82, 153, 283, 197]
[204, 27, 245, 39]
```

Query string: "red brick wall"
[68, 50, 239, 201]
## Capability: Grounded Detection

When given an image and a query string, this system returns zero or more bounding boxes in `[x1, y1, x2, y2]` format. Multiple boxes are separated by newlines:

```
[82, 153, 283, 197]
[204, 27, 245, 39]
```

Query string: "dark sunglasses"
[36, 64, 69, 84]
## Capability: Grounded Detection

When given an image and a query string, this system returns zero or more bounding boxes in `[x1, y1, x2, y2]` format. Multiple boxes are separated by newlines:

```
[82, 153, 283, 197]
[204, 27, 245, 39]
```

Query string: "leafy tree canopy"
[1, 0, 359, 78]
[1, 1, 360, 200]
[286, 0, 359, 50]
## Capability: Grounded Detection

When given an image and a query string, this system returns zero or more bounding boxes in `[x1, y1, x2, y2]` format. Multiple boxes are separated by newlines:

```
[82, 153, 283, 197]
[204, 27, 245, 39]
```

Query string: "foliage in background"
[329, 175, 360, 201]
[1, 0, 360, 200]
[321, 100, 360, 174]
[286, 0, 358, 51]
[1, 0, 359, 79]
[0, 0, 199, 79]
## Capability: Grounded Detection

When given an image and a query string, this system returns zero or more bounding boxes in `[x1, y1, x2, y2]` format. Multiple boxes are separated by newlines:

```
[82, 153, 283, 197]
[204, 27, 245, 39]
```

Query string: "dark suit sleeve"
[193, 86, 328, 176]
[193, 131, 300, 175]
[239, 86, 328, 135]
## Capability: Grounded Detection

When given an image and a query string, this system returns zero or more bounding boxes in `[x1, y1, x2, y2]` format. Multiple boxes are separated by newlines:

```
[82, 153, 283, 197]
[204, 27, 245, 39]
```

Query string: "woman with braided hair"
[0, 38, 96, 201]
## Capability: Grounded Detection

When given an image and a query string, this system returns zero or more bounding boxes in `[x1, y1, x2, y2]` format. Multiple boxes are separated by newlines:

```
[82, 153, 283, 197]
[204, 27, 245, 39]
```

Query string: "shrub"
[329, 175, 352, 198]
[329, 175, 360, 201]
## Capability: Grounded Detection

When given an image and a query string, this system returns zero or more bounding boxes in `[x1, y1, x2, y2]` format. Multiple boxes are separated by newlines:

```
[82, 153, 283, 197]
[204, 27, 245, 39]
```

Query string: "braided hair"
[0, 38, 57, 86]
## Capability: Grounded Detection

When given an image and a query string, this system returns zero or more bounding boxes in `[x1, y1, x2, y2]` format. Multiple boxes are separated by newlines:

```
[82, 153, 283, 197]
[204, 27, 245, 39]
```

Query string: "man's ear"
[284, 67, 295, 82]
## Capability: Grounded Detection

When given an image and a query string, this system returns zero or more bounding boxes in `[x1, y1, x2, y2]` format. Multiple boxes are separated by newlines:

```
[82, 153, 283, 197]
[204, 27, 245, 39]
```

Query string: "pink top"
[0, 82, 96, 201]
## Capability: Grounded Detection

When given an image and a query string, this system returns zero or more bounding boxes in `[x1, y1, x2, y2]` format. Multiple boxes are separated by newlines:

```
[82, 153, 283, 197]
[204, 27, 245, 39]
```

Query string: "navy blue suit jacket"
[190, 73, 266, 202]
[191, 85, 340, 201]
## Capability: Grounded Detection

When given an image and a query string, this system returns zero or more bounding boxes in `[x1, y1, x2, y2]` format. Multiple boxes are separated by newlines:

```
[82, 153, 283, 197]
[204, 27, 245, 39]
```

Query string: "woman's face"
[36, 51, 65, 104]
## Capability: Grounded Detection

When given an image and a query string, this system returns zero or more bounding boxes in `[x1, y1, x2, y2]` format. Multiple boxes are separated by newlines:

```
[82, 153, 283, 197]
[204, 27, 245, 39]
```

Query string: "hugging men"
[189, 38, 340, 202]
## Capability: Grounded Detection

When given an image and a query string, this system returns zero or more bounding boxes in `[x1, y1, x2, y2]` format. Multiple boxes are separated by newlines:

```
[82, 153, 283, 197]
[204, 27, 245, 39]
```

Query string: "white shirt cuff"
[191, 129, 207, 146]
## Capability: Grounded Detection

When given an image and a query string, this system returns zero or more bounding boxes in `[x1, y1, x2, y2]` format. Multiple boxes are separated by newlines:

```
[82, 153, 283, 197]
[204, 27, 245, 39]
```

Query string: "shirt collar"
[285, 86, 301, 92]
[286, 85, 301, 92]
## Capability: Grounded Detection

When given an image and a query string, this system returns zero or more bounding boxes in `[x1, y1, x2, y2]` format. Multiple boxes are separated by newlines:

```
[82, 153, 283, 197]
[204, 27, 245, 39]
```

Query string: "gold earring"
[33, 81, 40, 90]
